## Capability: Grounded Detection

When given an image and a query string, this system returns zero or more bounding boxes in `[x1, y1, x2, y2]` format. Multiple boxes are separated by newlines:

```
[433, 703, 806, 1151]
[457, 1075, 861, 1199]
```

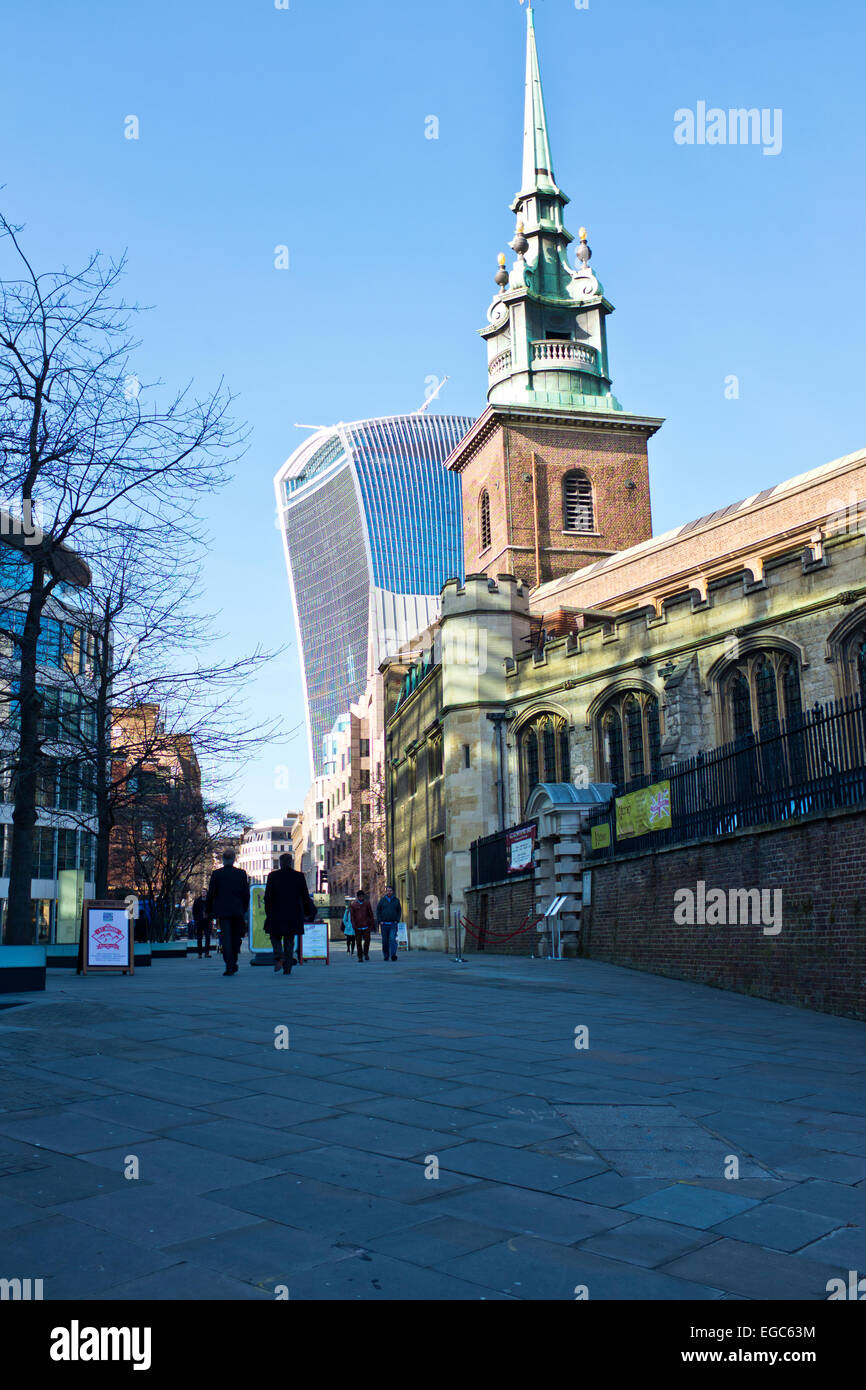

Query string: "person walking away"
[376, 884, 402, 961]
[264, 854, 316, 975]
[350, 890, 375, 961]
[191, 893, 213, 958]
[205, 850, 250, 976]
[342, 901, 356, 954]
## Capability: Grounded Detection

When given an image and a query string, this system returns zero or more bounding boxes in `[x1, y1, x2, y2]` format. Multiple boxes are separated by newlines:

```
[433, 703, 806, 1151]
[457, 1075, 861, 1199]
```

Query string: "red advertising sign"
[507, 824, 536, 873]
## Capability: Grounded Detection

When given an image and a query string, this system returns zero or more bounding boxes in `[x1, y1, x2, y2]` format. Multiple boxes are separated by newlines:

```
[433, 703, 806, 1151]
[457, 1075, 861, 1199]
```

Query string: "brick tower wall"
[460, 420, 653, 586]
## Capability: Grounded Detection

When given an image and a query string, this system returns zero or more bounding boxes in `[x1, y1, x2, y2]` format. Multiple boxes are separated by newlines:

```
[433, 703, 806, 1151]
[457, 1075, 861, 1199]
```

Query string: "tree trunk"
[93, 627, 112, 899]
[5, 564, 45, 945]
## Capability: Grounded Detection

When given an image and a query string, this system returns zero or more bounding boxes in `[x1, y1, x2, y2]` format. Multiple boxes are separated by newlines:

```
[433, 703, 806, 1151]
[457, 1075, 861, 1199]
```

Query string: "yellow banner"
[590, 823, 611, 850]
[250, 885, 269, 951]
[615, 780, 672, 839]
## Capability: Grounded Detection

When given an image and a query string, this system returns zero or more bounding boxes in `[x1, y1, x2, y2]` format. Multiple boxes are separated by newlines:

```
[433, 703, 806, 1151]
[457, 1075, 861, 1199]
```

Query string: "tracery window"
[518, 713, 570, 808]
[719, 650, 803, 742]
[597, 690, 662, 787]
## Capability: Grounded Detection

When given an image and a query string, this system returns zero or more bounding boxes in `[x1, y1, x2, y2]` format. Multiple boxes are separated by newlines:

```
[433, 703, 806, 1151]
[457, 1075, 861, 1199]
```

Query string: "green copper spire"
[521, 6, 558, 199]
[480, 6, 622, 414]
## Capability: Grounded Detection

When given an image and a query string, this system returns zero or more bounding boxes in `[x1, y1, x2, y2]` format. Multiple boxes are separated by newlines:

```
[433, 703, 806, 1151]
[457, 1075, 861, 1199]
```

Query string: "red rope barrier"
[459, 912, 545, 944]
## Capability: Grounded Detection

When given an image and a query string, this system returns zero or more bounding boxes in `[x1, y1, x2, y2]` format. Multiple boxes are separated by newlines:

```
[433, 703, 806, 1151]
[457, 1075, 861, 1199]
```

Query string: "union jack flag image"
[649, 787, 671, 826]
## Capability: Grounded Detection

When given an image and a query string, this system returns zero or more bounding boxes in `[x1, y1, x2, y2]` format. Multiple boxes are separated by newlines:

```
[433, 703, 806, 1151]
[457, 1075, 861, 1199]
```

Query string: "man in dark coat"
[264, 853, 316, 975]
[191, 893, 213, 958]
[205, 849, 250, 976]
[376, 884, 402, 961]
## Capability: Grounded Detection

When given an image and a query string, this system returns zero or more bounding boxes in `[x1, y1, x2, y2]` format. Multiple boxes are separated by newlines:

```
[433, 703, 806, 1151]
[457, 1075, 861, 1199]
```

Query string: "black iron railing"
[471, 822, 536, 887]
[586, 692, 866, 860]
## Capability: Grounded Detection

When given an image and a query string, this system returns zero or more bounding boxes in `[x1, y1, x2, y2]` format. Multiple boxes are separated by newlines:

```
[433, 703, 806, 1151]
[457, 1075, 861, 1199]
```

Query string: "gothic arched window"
[730, 671, 752, 742]
[479, 491, 491, 552]
[596, 690, 663, 787]
[719, 650, 802, 743]
[563, 470, 594, 533]
[519, 712, 570, 808]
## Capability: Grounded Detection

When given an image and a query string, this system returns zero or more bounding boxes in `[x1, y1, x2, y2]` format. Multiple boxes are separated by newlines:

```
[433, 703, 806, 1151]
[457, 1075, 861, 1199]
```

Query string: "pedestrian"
[205, 849, 250, 977]
[376, 884, 402, 961]
[191, 892, 213, 958]
[350, 890, 375, 962]
[342, 901, 356, 954]
[264, 853, 316, 976]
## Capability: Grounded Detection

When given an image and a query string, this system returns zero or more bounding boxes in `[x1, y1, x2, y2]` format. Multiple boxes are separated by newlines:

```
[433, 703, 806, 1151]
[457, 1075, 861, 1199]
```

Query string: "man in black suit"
[191, 893, 213, 958]
[205, 849, 250, 976]
[264, 853, 316, 975]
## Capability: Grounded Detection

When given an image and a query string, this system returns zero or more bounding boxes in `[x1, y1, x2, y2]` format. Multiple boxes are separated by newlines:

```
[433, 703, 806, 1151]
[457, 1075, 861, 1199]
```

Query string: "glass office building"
[0, 543, 98, 942]
[275, 414, 473, 776]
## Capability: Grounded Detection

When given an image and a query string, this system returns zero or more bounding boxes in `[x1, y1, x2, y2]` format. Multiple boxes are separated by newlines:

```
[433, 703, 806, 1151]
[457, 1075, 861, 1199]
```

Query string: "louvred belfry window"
[563, 470, 594, 532]
[480, 490, 492, 552]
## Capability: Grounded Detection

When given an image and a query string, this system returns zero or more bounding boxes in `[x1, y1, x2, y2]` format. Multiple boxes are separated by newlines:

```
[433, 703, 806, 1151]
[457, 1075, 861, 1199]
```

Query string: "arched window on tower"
[479, 491, 491, 552]
[563, 470, 594, 533]
[596, 690, 662, 788]
[518, 712, 571, 809]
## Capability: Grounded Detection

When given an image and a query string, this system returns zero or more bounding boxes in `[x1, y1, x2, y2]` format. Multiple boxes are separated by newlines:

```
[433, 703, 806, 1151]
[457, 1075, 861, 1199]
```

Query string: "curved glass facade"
[275, 413, 473, 776]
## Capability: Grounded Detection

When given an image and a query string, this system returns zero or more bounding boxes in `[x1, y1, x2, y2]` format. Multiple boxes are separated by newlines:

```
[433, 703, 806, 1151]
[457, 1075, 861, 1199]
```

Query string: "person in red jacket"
[349, 890, 375, 962]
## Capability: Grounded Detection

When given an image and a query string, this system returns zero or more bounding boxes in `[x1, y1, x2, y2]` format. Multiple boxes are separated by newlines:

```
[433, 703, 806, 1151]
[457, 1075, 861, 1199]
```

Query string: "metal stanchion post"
[453, 910, 467, 964]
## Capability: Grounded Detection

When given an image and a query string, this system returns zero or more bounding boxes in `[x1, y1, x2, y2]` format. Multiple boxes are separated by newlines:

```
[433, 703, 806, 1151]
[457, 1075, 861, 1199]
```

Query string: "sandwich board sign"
[396, 922, 409, 950]
[301, 919, 329, 963]
[79, 901, 134, 975]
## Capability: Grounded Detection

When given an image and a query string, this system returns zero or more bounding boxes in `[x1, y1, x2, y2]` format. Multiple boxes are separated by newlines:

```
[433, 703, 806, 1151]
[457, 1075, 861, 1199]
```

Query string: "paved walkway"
[0, 947, 864, 1300]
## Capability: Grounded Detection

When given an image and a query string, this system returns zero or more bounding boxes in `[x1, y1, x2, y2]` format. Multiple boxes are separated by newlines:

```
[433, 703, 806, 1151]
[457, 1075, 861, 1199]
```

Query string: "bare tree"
[44, 524, 279, 899]
[113, 790, 248, 941]
[332, 765, 387, 900]
[0, 213, 246, 942]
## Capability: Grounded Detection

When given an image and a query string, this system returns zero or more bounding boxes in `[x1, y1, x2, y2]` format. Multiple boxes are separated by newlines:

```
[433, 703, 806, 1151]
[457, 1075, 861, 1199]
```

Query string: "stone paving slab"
[271, 1249, 516, 1301]
[53, 1185, 260, 1246]
[160, 1120, 323, 1161]
[578, 1215, 716, 1268]
[659, 1238, 842, 1300]
[163, 1220, 357, 1287]
[435, 1233, 724, 1300]
[0, 1110, 153, 1156]
[623, 1184, 760, 1228]
[1, 1214, 177, 1289]
[272, 1143, 478, 1203]
[0, 949, 864, 1300]
[289, 1113, 469, 1160]
[711, 1202, 848, 1252]
[421, 1183, 632, 1244]
[207, 1171, 443, 1244]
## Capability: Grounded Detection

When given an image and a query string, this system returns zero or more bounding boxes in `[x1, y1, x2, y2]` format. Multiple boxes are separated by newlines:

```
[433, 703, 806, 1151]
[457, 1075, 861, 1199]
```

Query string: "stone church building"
[383, 8, 866, 1018]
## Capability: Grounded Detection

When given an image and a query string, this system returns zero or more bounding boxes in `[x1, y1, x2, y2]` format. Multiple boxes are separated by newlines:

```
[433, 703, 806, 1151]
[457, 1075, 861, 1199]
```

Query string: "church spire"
[521, 6, 557, 199]
[481, 5, 622, 414]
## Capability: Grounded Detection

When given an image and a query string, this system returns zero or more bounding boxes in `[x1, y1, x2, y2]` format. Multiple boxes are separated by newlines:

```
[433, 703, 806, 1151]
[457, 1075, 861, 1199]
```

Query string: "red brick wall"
[584, 807, 866, 1020]
[464, 878, 538, 956]
[461, 421, 653, 585]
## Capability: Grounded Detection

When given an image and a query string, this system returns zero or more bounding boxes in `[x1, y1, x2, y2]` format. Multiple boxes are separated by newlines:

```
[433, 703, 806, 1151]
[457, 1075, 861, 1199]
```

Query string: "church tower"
[448, 6, 663, 587]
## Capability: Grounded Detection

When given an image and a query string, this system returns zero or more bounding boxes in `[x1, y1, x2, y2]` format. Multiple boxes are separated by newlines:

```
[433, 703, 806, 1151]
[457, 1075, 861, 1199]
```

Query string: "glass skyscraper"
[275, 413, 474, 776]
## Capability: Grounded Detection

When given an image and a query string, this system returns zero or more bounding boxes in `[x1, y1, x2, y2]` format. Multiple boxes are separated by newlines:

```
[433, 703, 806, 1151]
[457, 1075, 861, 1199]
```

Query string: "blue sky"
[2, 0, 864, 818]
